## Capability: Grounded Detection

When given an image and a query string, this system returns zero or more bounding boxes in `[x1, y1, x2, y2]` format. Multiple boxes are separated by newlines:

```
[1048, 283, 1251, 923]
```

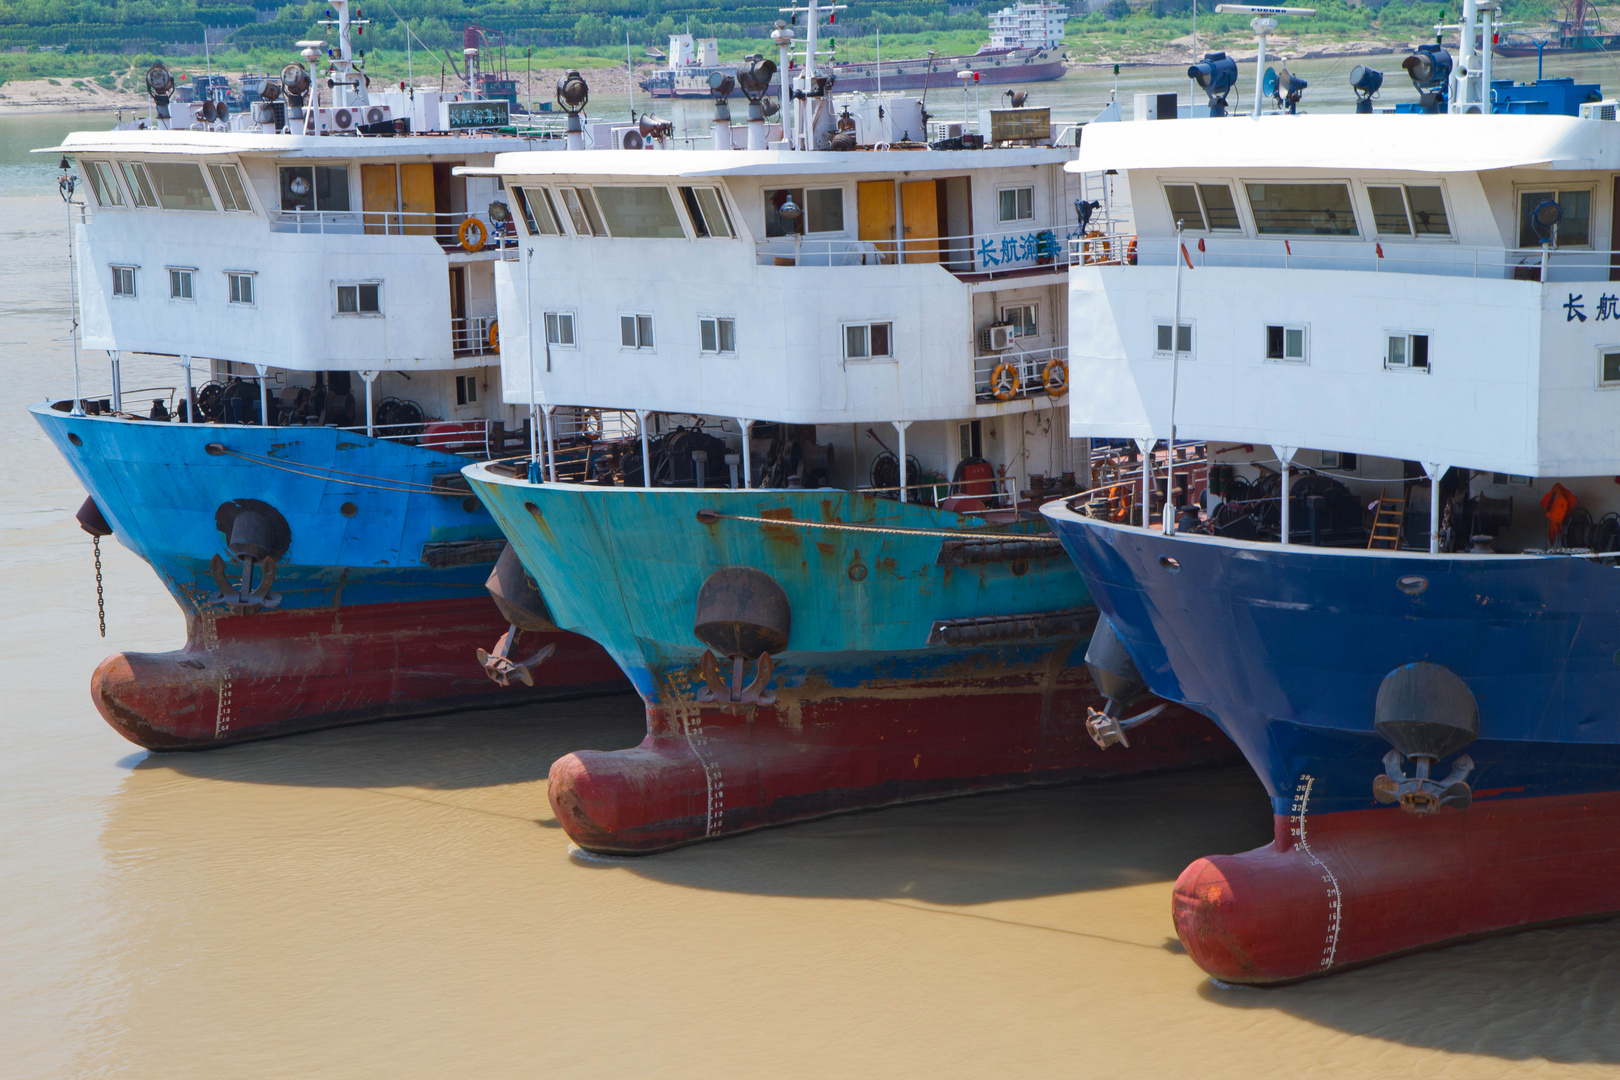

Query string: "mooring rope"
[208, 445, 448, 495]
[701, 509, 1053, 542]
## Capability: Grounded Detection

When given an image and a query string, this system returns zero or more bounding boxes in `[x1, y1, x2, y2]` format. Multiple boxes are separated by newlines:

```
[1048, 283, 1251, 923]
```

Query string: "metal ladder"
[1368, 490, 1406, 550]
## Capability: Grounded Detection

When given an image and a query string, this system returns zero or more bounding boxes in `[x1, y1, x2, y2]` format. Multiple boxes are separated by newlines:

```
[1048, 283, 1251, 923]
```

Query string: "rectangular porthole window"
[844, 322, 893, 361]
[112, 265, 137, 297]
[1264, 323, 1307, 363]
[1366, 184, 1451, 238]
[680, 185, 736, 238]
[1386, 331, 1430, 371]
[207, 163, 252, 213]
[168, 268, 194, 300]
[1600, 349, 1620, 388]
[85, 161, 124, 207]
[1154, 321, 1194, 357]
[455, 373, 478, 405]
[1245, 182, 1358, 236]
[336, 282, 380, 315]
[621, 313, 654, 350]
[998, 186, 1034, 223]
[699, 316, 737, 354]
[227, 272, 255, 306]
[544, 311, 575, 346]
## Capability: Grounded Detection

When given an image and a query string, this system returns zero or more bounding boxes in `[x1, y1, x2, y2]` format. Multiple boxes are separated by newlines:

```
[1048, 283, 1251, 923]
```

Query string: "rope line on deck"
[703, 510, 1035, 541]
[210, 446, 448, 494]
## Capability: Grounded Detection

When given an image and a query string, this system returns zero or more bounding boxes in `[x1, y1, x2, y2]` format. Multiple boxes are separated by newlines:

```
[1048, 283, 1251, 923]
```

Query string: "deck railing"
[451, 315, 499, 357]
[1073, 233, 1620, 283]
[269, 208, 518, 252]
[973, 344, 1068, 403]
[757, 223, 1074, 278]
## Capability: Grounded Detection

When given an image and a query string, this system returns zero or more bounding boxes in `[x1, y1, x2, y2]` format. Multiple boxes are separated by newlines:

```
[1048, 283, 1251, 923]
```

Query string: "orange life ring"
[458, 216, 488, 253]
[1109, 484, 1133, 523]
[1042, 357, 1068, 398]
[1082, 229, 1106, 265]
[1126, 238, 1138, 265]
[488, 319, 500, 354]
[990, 361, 1021, 401]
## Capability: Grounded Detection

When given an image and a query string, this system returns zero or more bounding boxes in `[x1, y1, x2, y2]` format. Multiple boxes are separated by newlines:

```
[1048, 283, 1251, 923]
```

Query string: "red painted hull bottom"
[548, 685, 1237, 854]
[1173, 792, 1620, 984]
[92, 596, 627, 749]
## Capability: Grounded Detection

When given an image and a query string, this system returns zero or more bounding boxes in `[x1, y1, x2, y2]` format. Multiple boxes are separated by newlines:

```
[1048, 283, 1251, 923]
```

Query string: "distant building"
[987, 2, 1071, 50]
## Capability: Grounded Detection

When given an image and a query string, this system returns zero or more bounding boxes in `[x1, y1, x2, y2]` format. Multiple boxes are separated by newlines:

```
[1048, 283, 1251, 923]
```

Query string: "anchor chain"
[92, 534, 105, 638]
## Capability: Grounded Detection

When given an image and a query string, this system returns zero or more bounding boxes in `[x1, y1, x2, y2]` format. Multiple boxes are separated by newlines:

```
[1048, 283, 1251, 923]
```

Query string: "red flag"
[1181, 243, 1194, 269]
[1197, 237, 1205, 252]
[1375, 242, 1384, 258]
[1284, 239, 1292, 255]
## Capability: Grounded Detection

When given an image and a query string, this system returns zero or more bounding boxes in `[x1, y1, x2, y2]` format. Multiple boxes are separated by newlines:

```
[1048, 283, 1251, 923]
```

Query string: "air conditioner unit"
[1581, 100, 1619, 121]
[309, 104, 391, 134]
[610, 125, 648, 149]
[979, 324, 1015, 352]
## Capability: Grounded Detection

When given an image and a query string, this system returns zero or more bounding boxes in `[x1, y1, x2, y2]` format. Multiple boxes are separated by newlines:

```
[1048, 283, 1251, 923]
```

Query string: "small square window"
[337, 283, 380, 315]
[621, 313, 654, 349]
[456, 373, 478, 405]
[1264, 324, 1307, 363]
[845, 322, 892, 360]
[1155, 322, 1193, 356]
[700, 316, 737, 354]
[112, 266, 136, 297]
[806, 188, 845, 233]
[228, 272, 255, 305]
[1002, 304, 1038, 338]
[1386, 332, 1430, 371]
[545, 311, 575, 346]
[168, 269, 193, 300]
[999, 186, 1034, 223]
[1601, 350, 1620, 387]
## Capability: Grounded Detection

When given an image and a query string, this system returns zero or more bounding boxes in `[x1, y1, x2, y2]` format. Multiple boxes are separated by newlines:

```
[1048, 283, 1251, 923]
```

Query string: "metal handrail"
[757, 222, 1074, 276]
[268, 207, 518, 248]
[973, 344, 1068, 402]
[451, 315, 499, 357]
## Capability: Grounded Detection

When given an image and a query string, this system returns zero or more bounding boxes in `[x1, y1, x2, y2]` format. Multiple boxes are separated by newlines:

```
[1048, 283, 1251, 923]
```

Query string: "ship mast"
[780, 0, 846, 149]
[317, 0, 371, 107]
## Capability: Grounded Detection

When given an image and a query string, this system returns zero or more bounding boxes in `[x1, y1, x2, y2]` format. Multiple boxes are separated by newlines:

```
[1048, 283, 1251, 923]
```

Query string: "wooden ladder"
[1368, 490, 1406, 550]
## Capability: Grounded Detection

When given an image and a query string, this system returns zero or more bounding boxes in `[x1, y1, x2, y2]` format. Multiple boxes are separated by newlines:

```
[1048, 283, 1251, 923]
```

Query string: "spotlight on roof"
[1529, 198, 1561, 245]
[1349, 64, 1382, 113]
[1401, 44, 1452, 113]
[1187, 51, 1238, 118]
[1274, 67, 1308, 114]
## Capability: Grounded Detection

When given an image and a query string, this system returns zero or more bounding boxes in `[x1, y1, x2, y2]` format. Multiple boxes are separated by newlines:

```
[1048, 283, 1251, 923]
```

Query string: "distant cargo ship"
[639, 1, 1069, 99]
[1493, 0, 1620, 55]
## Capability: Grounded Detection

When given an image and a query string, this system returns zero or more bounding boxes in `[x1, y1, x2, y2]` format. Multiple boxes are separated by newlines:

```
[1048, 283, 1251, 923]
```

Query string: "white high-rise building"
[987, 2, 1071, 50]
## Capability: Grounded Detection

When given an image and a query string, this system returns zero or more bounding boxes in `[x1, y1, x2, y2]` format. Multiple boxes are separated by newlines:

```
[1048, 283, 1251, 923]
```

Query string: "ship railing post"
[737, 418, 754, 488]
[1276, 444, 1297, 545]
[1135, 436, 1155, 527]
[544, 404, 558, 483]
[361, 370, 377, 436]
[255, 363, 268, 425]
[893, 420, 912, 503]
[637, 409, 653, 488]
[1424, 460, 1447, 554]
[180, 354, 195, 423]
[110, 350, 122, 414]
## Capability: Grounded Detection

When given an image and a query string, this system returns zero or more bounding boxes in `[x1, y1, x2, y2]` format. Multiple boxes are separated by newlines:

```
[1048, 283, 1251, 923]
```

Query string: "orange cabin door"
[900, 179, 939, 264]
[399, 162, 435, 235]
[857, 179, 897, 264]
[361, 163, 397, 235]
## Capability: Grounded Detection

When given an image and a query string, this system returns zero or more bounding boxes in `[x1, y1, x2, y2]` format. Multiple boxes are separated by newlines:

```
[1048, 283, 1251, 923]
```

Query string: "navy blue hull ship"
[1043, 34, 1620, 982]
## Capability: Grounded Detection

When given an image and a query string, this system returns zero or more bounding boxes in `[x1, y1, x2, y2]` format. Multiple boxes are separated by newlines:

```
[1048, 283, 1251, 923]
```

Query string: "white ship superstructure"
[988, 2, 1071, 50]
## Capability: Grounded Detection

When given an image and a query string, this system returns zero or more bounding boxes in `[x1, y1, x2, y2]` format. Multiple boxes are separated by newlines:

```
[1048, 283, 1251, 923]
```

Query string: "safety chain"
[93, 535, 105, 638]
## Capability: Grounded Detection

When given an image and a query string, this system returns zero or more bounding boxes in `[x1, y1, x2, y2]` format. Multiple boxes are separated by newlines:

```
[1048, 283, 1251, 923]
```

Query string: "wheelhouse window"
[621, 313, 655, 350]
[280, 165, 350, 212]
[1154, 321, 1193, 357]
[119, 162, 156, 208]
[1386, 332, 1430, 371]
[998, 186, 1034, 223]
[168, 268, 194, 300]
[146, 162, 217, 211]
[560, 187, 606, 236]
[544, 311, 575, 346]
[1245, 183, 1358, 236]
[84, 161, 123, 207]
[111, 265, 137, 297]
[844, 321, 893, 361]
[1265, 324, 1307, 363]
[208, 163, 252, 213]
[1001, 304, 1037, 338]
[336, 282, 380, 315]
[515, 186, 562, 235]
[593, 186, 686, 238]
[227, 272, 255, 306]
[1600, 349, 1620, 387]
[700, 316, 737, 354]
[1164, 183, 1240, 232]
[1366, 184, 1450, 238]
[1518, 189, 1591, 248]
[680, 185, 736, 238]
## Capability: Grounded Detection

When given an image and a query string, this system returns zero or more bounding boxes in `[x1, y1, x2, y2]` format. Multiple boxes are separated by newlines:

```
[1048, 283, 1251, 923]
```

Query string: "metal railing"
[858, 474, 1022, 515]
[757, 223, 1074, 277]
[333, 417, 512, 458]
[451, 315, 499, 357]
[269, 208, 518, 252]
[973, 344, 1068, 403]
[1074, 233, 1620, 283]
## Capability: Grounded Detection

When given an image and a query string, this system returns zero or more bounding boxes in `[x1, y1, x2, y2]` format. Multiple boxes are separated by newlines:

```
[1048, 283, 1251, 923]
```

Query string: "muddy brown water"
[4, 104, 1619, 1078]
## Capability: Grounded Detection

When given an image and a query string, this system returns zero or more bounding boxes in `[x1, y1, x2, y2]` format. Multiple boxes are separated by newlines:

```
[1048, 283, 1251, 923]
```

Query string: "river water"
[4, 79, 1620, 1077]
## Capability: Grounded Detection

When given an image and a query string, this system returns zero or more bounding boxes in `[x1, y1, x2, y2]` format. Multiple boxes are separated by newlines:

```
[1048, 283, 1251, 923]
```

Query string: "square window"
[1520, 189, 1592, 248]
[870, 322, 891, 357]
[621, 314, 654, 349]
[845, 324, 870, 359]
[1320, 450, 1340, 468]
[112, 266, 136, 297]
[336, 284, 378, 315]
[1156, 322, 1193, 356]
[806, 188, 844, 233]
[456, 373, 478, 406]
[1002, 304, 1037, 337]
[1367, 186, 1412, 236]
[228, 272, 254, 305]
[765, 188, 805, 237]
[1199, 185, 1241, 230]
[1602, 351, 1620, 387]
[1406, 186, 1449, 236]
[999, 186, 1034, 223]
[168, 269, 193, 300]
[516, 187, 562, 235]
[358, 283, 379, 313]
[1264, 324, 1306, 362]
[545, 311, 575, 346]
[561, 187, 605, 235]
[701, 316, 737, 354]
[1387, 332, 1430, 371]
